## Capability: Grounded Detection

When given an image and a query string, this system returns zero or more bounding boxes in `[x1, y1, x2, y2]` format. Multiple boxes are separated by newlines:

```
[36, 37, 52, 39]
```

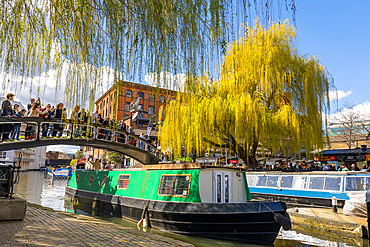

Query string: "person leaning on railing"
[0, 93, 15, 142]
[26, 102, 50, 140]
[11, 107, 26, 141]
[52, 103, 64, 137]
[40, 104, 54, 137]
[116, 120, 126, 143]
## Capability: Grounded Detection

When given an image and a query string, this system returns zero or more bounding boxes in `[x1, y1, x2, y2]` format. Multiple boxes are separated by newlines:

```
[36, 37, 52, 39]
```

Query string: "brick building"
[95, 81, 177, 129]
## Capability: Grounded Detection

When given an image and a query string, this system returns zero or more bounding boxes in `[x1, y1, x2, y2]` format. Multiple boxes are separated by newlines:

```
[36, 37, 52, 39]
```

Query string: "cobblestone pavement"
[0, 205, 193, 247]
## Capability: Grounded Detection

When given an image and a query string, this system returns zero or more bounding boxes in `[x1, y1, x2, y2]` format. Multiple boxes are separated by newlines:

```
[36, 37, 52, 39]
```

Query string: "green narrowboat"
[65, 163, 290, 245]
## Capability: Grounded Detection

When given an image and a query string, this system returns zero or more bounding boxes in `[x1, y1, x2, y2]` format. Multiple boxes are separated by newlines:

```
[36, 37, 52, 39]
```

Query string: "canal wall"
[0, 203, 193, 246]
[288, 207, 368, 240]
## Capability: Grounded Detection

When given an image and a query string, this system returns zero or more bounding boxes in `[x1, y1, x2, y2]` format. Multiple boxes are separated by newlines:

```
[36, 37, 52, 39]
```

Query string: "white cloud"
[145, 71, 187, 91]
[327, 89, 353, 101]
[326, 101, 370, 123]
[1, 62, 125, 113]
[46, 145, 80, 154]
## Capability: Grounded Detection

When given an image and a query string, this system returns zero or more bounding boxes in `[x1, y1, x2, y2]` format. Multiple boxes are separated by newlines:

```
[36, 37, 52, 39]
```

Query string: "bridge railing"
[0, 121, 39, 141]
[39, 122, 72, 139]
[0, 117, 161, 159]
[73, 124, 96, 139]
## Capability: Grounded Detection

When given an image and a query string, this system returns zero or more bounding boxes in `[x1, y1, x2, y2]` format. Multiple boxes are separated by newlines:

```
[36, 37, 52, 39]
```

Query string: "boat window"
[365, 178, 370, 190]
[217, 174, 221, 202]
[345, 177, 365, 191]
[159, 175, 191, 197]
[173, 175, 191, 197]
[309, 177, 325, 190]
[292, 176, 307, 189]
[255, 175, 267, 187]
[117, 175, 130, 189]
[324, 177, 341, 191]
[101, 175, 107, 186]
[266, 176, 279, 187]
[89, 175, 94, 185]
[281, 176, 294, 188]
[225, 175, 229, 203]
[246, 175, 256, 186]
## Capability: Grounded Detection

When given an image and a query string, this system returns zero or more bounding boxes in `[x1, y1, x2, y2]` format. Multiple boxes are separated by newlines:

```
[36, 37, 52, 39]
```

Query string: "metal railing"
[0, 117, 160, 159]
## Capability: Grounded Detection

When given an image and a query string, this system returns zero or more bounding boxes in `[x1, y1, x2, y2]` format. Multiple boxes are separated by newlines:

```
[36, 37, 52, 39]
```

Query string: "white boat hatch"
[213, 171, 230, 203]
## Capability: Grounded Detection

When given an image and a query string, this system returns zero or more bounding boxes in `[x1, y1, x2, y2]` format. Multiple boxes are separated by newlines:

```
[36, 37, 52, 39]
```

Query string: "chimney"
[361, 145, 367, 151]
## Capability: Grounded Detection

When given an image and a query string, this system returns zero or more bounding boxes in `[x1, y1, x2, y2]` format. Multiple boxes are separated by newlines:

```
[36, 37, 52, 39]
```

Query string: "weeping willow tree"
[0, 0, 296, 109]
[159, 20, 333, 167]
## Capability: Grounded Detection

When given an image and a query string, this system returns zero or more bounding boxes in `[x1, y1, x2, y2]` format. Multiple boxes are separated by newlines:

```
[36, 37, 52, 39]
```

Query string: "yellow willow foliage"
[159, 19, 333, 165]
[0, 0, 296, 108]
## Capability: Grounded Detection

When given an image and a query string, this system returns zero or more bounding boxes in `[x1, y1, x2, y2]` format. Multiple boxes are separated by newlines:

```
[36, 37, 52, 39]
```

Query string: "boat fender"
[274, 212, 291, 231]
[137, 200, 151, 229]
[261, 201, 291, 231]
[70, 192, 78, 208]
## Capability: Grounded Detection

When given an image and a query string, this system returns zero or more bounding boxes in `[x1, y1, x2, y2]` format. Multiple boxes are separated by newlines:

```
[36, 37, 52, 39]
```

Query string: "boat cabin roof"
[247, 171, 370, 175]
[142, 163, 245, 171]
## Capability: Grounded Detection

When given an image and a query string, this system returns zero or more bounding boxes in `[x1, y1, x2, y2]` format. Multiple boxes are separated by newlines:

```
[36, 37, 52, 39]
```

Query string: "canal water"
[14, 171, 369, 247]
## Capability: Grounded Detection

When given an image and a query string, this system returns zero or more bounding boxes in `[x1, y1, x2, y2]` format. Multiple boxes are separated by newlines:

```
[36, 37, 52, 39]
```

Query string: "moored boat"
[65, 163, 290, 245]
[246, 171, 370, 207]
[47, 167, 72, 178]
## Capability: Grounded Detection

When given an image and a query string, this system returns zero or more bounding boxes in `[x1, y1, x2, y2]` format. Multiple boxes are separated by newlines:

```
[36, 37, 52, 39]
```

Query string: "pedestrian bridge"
[0, 117, 161, 165]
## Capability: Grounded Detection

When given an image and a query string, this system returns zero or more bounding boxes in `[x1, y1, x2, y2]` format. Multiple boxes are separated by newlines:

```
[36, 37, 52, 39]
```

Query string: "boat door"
[213, 171, 231, 203]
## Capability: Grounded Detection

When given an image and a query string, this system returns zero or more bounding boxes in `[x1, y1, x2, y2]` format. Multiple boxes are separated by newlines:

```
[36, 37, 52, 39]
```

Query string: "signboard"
[227, 158, 238, 164]
[195, 158, 218, 163]
[313, 156, 336, 162]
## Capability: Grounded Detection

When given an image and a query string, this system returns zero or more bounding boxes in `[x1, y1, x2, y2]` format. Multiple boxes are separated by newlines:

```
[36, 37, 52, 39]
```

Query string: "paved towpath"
[287, 207, 367, 227]
[0, 204, 192, 247]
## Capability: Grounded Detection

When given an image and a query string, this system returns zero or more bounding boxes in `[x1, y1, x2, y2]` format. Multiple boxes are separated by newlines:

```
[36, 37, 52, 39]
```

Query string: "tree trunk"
[237, 139, 259, 169]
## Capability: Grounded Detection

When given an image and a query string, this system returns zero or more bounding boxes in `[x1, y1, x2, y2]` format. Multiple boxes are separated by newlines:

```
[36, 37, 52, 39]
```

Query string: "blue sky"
[7, 1, 370, 154]
[288, 1, 370, 112]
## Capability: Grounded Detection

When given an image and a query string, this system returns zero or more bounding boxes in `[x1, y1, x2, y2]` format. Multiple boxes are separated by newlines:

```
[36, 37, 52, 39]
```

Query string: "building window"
[117, 175, 130, 189]
[126, 90, 132, 97]
[148, 94, 155, 101]
[0, 152, 6, 159]
[148, 106, 155, 114]
[159, 95, 165, 102]
[158, 175, 191, 197]
[125, 103, 131, 112]
[138, 92, 144, 99]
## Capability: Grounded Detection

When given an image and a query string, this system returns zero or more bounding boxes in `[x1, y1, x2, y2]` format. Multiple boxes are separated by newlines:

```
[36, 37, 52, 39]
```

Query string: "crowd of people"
[0, 94, 71, 141]
[0, 94, 153, 151]
[255, 161, 370, 172]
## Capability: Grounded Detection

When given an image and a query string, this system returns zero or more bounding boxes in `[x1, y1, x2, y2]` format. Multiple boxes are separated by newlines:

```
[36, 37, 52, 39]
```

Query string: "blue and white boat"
[246, 171, 370, 207]
[46, 167, 72, 178]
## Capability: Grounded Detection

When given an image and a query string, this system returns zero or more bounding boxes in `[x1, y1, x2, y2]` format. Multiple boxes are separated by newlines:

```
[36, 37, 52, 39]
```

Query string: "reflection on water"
[14, 171, 368, 247]
[14, 171, 69, 211]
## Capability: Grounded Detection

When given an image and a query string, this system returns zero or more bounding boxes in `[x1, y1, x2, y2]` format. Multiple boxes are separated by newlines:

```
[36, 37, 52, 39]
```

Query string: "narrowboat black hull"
[251, 192, 345, 208]
[66, 186, 287, 245]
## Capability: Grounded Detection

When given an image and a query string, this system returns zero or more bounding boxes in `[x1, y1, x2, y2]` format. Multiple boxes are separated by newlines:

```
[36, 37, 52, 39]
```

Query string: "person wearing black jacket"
[27, 98, 35, 113]
[0, 93, 15, 141]
[53, 103, 64, 137]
